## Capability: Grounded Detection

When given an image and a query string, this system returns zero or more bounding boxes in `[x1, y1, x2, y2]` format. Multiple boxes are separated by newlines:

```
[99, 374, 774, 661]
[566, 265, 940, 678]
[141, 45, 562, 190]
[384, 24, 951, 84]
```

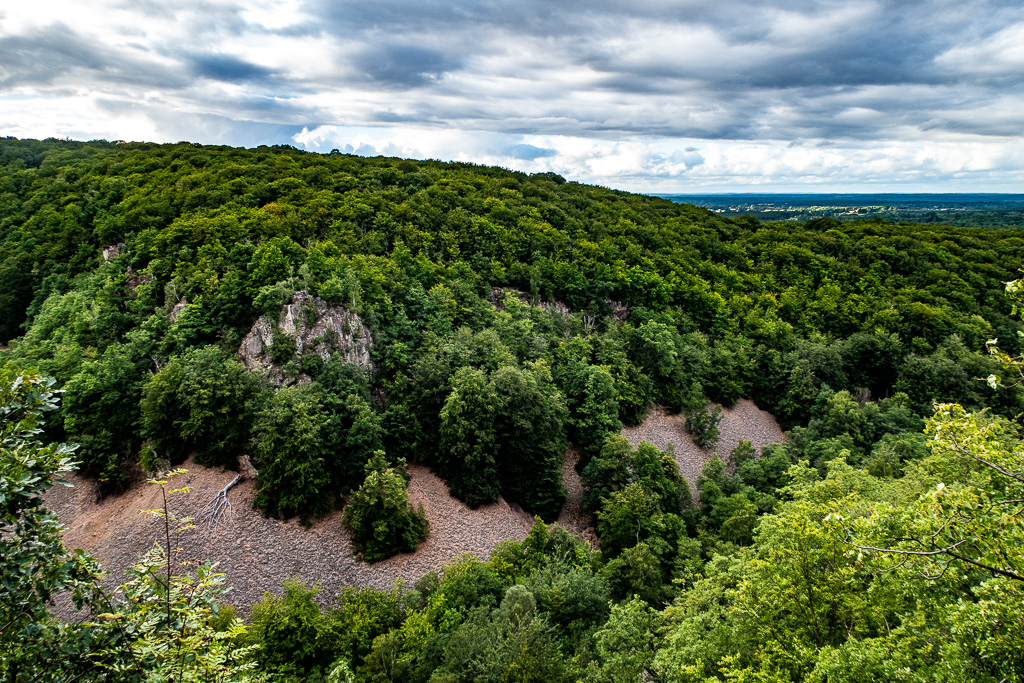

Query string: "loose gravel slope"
[621, 399, 786, 491]
[46, 462, 537, 616]
[45, 398, 783, 616]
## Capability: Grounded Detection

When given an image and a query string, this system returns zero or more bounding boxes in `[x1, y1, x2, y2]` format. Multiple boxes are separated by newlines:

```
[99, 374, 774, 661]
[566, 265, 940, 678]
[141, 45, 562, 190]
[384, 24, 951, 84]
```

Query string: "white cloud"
[240, 0, 308, 30]
[766, 3, 879, 45]
[935, 21, 1024, 78]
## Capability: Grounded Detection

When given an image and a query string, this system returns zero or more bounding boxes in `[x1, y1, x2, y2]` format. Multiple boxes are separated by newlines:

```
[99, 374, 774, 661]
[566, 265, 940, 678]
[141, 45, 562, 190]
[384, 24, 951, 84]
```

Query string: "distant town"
[658, 193, 1024, 228]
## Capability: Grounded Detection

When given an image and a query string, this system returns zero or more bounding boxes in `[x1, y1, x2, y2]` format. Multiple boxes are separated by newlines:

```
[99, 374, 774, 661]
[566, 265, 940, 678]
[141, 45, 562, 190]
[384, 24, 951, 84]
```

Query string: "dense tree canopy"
[3, 138, 1022, 493]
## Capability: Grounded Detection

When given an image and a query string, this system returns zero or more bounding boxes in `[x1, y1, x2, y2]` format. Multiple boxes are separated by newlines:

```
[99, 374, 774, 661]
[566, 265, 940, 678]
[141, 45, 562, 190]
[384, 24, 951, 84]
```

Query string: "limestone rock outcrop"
[239, 291, 372, 385]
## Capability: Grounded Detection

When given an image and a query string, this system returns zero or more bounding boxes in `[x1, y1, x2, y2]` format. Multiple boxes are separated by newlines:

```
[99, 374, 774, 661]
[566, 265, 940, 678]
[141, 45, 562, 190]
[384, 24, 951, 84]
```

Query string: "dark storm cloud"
[189, 54, 275, 83]
[283, 0, 1023, 140]
[610, 9, 939, 87]
[0, 26, 104, 88]
[349, 43, 461, 87]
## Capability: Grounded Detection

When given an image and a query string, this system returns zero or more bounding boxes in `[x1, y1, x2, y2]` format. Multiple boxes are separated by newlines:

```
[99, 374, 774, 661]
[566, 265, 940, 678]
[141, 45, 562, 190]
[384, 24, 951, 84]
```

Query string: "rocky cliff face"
[238, 291, 373, 385]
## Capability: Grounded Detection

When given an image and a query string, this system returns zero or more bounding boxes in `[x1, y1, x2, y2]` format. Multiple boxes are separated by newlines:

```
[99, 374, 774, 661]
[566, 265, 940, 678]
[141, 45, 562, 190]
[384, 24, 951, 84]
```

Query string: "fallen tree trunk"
[200, 474, 242, 533]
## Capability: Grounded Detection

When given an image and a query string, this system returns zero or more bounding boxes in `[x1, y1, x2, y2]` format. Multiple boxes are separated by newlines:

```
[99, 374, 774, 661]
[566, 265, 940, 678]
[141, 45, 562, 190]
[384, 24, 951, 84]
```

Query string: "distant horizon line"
[654, 191, 1024, 197]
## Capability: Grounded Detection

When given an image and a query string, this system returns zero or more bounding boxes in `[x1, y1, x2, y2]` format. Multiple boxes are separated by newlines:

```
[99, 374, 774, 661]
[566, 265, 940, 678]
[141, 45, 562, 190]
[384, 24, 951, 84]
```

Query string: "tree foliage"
[140, 345, 264, 468]
[1, 371, 261, 682]
[92, 471, 266, 682]
[252, 385, 335, 521]
[343, 451, 428, 563]
[0, 369, 104, 681]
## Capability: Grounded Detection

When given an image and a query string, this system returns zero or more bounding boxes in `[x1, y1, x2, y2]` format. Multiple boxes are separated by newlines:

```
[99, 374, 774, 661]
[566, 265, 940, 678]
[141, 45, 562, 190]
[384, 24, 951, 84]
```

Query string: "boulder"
[168, 299, 187, 323]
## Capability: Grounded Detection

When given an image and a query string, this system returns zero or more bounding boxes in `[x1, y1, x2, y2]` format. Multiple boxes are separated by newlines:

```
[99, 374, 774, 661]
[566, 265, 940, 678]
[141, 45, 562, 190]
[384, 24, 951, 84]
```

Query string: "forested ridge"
[2, 136, 1024, 682]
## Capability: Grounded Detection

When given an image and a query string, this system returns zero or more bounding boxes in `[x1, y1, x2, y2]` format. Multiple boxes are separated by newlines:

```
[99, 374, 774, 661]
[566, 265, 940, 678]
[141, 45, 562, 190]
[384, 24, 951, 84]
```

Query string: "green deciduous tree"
[140, 345, 265, 469]
[62, 341, 149, 488]
[582, 435, 691, 517]
[559, 360, 621, 461]
[592, 597, 663, 683]
[491, 362, 568, 521]
[252, 385, 334, 521]
[438, 367, 500, 507]
[596, 482, 666, 557]
[343, 451, 428, 563]
[247, 580, 342, 683]
[844, 404, 1024, 584]
[432, 585, 570, 683]
[681, 387, 721, 451]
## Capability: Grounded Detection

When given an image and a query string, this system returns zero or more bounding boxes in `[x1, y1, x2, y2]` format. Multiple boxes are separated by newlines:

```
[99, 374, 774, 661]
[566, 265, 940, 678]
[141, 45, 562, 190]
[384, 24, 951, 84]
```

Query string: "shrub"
[682, 395, 722, 450]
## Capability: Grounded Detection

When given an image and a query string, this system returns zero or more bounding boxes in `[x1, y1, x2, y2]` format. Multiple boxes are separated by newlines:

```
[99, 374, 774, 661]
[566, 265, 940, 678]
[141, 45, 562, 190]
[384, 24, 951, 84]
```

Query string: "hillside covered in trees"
[2, 136, 1024, 682]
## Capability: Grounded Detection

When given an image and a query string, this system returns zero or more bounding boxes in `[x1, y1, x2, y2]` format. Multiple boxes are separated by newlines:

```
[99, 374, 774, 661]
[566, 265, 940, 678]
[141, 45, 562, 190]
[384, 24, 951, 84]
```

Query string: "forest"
[2, 136, 1023, 682]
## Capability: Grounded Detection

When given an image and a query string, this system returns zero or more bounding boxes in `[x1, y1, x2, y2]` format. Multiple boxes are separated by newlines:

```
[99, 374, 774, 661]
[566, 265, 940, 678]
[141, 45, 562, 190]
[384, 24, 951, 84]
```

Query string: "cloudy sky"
[2, 0, 1023, 192]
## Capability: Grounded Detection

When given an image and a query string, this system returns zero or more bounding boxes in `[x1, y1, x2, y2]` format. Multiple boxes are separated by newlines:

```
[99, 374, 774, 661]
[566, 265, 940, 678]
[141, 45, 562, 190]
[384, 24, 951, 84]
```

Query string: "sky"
[1, 0, 1023, 193]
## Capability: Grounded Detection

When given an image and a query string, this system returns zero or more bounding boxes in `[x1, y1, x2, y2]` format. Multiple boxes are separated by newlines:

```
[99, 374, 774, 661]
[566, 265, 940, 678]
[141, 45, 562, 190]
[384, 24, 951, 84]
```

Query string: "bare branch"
[846, 537, 970, 558]
[943, 550, 1024, 582]
[199, 475, 241, 534]
[844, 535, 1024, 582]
[963, 453, 1024, 485]
[942, 429, 1024, 483]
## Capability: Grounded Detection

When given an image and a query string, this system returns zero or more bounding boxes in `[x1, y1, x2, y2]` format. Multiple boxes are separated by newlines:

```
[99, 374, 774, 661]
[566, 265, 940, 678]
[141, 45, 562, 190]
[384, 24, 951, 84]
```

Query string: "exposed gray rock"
[539, 300, 571, 320]
[621, 400, 785, 500]
[488, 287, 572, 321]
[238, 291, 372, 385]
[557, 448, 597, 545]
[168, 299, 187, 323]
[102, 243, 123, 261]
[46, 460, 541, 619]
[126, 266, 153, 290]
[489, 287, 531, 309]
[605, 299, 630, 322]
[238, 454, 258, 479]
